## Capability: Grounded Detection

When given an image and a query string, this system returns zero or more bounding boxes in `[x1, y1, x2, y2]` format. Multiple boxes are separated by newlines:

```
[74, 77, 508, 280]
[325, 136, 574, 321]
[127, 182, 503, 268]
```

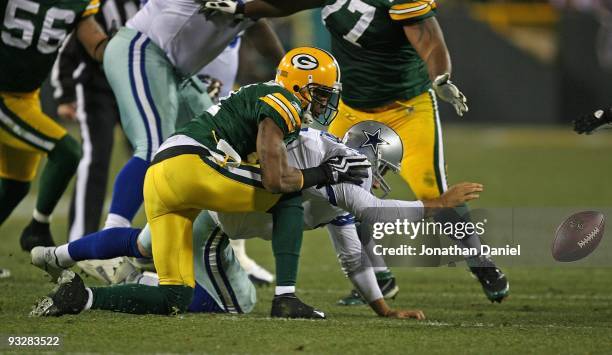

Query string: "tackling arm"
[76, 16, 108, 62]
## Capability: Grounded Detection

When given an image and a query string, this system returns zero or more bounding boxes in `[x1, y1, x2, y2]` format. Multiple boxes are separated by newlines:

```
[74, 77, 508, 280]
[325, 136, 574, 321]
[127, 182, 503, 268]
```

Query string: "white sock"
[103, 213, 131, 229]
[275, 286, 295, 295]
[33, 209, 51, 223]
[84, 288, 93, 311]
[54, 244, 75, 267]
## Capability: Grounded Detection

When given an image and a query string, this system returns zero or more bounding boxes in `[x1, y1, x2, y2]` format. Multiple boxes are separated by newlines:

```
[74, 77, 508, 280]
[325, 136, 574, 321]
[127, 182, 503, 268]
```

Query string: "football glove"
[301, 155, 371, 189]
[197, 0, 245, 19]
[432, 73, 468, 117]
[573, 108, 612, 134]
[197, 74, 223, 103]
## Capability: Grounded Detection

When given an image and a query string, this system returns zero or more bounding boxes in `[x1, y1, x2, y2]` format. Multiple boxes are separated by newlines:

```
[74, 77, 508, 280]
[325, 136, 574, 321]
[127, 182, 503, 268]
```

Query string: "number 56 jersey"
[0, 0, 100, 93]
[322, 0, 437, 109]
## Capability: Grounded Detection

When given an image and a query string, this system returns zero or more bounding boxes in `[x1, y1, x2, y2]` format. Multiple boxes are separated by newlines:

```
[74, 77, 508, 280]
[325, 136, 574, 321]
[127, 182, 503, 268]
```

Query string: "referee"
[51, 0, 140, 242]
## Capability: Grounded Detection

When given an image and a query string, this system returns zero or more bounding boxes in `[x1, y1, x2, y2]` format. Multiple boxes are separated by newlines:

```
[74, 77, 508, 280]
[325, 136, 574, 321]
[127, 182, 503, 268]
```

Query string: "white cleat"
[31, 246, 71, 281]
[246, 264, 275, 287]
[77, 257, 138, 285]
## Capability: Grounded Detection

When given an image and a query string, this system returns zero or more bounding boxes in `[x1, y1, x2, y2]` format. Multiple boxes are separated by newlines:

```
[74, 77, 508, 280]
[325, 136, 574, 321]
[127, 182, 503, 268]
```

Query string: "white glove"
[432, 73, 468, 117]
[200, 0, 245, 19]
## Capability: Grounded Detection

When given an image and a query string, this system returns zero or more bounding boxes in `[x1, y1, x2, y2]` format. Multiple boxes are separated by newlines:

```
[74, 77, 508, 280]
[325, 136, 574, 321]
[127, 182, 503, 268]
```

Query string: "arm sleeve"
[52, 33, 81, 104]
[326, 223, 382, 303]
[331, 183, 426, 224]
[388, 0, 437, 25]
[258, 91, 302, 135]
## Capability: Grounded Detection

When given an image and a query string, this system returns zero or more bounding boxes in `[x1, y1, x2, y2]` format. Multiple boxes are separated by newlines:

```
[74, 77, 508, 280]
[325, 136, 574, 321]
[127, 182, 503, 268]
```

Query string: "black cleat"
[469, 256, 509, 303]
[338, 272, 399, 306]
[20, 220, 55, 252]
[30, 270, 88, 317]
[271, 293, 326, 319]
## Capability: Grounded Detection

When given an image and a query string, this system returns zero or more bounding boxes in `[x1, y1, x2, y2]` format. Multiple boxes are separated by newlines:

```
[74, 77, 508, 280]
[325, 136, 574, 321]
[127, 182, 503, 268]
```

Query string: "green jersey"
[322, 0, 437, 109]
[0, 0, 100, 92]
[176, 81, 303, 159]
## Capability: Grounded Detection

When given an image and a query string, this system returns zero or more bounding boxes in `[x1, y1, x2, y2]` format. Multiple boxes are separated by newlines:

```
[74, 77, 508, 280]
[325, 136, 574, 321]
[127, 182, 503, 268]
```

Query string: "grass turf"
[0, 125, 611, 354]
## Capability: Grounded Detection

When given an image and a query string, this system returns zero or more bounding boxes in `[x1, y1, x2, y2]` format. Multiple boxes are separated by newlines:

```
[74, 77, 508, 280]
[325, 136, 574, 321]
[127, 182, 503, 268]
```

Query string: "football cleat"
[270, 293, 326, 319]
[469, 256, 509, 303]
[574, 108, 612, 134]
[0, 268, 11, 279]
[20, 220, 55, 252]
[77, 257, 138, 285]
[31, 246, 72, 281]
[30, 270, 88, 317]
[247, 264, 274, 287]
[338, 272, 399, 306]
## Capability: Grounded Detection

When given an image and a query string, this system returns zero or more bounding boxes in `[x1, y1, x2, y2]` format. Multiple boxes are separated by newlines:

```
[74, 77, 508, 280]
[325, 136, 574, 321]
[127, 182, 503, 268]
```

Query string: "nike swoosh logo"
[313, 310, 325, 318]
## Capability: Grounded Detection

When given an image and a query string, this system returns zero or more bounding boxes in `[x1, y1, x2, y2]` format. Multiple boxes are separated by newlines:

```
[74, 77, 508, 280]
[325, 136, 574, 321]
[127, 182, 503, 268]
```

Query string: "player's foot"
[77, 257, 138, 284]
[31, 246, 72, 281]
[270, 293, 326, 319]
[20, 220, 55, 252]
[0, 268, 11, 279]
[337, 272, 399, 306]
[469, 255, 509, 303]
[247, 264, 274, 287]
[30, 270, 88, 317]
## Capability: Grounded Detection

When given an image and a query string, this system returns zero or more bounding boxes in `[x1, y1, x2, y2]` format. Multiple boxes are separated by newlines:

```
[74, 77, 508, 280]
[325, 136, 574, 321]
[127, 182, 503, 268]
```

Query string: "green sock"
[0, 178, 30, 225]
[91, 284, 193, 315]
[37, 135, 81, 215]
[270, 193, 304, 287]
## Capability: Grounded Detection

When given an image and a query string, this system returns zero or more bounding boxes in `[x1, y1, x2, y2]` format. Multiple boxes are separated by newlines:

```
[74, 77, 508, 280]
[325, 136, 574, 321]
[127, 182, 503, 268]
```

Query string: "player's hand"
[432, 73, 468, 117]
[57, 102, 78, 121]
[438, 182, 483, 208]
[573, 108, 612, 134]
[197, 0, 245, 19]
[385, 309, 426, 320]
[321, 155, 371, 186]
[198, 74, 224, 103]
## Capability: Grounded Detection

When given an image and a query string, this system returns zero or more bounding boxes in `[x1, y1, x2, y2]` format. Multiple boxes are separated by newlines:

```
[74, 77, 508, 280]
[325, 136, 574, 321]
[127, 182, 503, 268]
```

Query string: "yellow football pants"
[328, 89, 447, 200]
[0, 90, 67, 181]
[144, 152, 281, 287]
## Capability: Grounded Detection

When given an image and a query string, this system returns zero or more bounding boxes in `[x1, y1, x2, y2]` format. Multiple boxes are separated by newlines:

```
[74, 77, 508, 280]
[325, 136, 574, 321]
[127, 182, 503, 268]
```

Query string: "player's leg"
[0, 144, 35, 224]
[0, 91, 81, 250]
[393, 90, 509, 302]
[68, 86, 117, 241]
[102, 28, 178, 229]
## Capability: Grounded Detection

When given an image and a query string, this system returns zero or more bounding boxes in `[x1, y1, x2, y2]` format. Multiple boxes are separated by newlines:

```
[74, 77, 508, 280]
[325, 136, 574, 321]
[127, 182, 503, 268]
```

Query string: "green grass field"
[1, 125, 611, 354]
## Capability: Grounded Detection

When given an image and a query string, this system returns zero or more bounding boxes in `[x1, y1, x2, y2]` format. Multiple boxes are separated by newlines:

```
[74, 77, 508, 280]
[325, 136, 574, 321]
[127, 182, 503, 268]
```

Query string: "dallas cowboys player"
[31, 127, 481, 318]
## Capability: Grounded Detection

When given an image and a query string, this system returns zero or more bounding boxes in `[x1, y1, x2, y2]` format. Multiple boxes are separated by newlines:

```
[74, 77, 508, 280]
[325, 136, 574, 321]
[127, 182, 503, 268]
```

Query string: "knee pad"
[48, 135, 82, 170]
[160, 285, 194, 315]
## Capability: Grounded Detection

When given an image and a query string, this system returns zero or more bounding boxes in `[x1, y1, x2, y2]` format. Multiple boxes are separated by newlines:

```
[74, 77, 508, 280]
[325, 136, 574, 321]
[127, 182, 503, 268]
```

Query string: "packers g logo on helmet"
[291, 54, 319, 70]
[276, 47, 342, 126]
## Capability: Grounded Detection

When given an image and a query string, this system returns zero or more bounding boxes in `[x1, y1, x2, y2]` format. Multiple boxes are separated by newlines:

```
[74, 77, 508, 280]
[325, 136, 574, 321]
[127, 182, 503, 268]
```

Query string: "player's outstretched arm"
[403, 17, 468, 117]
[200, 0, 324, 18]
[76, 16, 108, 62]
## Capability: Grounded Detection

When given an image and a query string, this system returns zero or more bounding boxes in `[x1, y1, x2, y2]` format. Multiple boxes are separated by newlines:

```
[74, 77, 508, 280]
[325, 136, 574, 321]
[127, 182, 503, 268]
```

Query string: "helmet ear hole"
[292, 85, 300, 92]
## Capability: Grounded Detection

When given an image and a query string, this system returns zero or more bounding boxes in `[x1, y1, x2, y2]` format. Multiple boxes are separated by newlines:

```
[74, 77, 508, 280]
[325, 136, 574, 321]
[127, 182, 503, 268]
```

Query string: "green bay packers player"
[31, 47, 371, 318]
[0, 0, 108, 250]
[202, 0, 509, 303]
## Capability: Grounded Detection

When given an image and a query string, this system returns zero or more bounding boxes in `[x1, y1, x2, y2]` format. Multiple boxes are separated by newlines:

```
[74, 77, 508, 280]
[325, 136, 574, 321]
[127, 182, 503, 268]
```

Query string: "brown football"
[552, 211, 605, 262]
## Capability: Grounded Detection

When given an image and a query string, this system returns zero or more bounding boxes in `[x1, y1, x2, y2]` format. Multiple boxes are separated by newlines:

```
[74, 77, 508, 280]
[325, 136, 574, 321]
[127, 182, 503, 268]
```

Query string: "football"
[552, 211, 606, 262]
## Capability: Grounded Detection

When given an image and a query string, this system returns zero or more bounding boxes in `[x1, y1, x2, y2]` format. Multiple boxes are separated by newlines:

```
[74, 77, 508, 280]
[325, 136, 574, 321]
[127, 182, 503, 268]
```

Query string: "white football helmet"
[342, 121, 403, 196]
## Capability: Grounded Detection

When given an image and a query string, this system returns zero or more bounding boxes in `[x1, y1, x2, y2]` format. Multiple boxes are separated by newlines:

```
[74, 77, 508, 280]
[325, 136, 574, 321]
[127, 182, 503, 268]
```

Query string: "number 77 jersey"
[0, 0, 100, 93]
[322, 0, 437, 109]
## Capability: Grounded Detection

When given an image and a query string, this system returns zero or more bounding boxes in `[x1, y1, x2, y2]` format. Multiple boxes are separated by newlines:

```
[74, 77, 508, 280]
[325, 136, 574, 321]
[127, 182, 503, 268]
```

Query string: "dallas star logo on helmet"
[360, 129, 390, 155]
[291, 54, 319, 70]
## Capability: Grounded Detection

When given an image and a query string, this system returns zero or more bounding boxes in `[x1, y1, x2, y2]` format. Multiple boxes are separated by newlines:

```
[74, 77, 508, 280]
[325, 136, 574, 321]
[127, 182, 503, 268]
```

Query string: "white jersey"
[199, 38, 241, 98]
[127, 0, 254, 77]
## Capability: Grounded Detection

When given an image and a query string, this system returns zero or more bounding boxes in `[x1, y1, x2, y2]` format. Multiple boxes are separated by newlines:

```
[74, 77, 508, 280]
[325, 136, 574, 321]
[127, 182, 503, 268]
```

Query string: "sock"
[106, 157, 149, 224]
[0, 178, 30, 225]
[230, 239, 257, 272]
[275, 286, 295, 296]
[37, 135, 81, 215]
[103, 213, 131, 229]
[270, 193, 304, 287]
[55, 244, 75, 267]
[189, 284, 225, 313]
[90, 284, 193, 314]
[84, 288, 93, 311]
[375, 269, 393, 281]
[67, 228, 143, 261]
[33, 209, 51, 223]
